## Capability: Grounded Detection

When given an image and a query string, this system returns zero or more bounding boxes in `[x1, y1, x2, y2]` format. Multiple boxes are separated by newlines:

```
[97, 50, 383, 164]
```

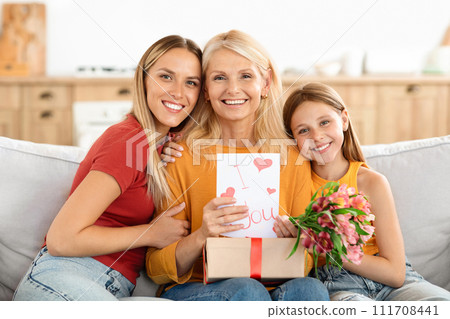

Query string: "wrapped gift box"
[203, 237, 305, 284]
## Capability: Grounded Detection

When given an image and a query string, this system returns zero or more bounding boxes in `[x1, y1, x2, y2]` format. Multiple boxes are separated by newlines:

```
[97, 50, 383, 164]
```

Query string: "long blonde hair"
[186, 30, 289, 155]
[130, 35, 202, 209]
[283, 82, 365, 162]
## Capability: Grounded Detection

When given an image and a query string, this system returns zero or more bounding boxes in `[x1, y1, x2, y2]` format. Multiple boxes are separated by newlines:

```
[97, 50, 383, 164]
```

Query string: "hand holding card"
[197, 196, 249, 241]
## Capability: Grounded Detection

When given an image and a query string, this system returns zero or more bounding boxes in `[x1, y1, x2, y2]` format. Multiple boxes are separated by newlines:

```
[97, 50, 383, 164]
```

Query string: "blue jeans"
[13, 247, 135, 301]
[315, 259, 450, 301]
[161, 277, 330, 301]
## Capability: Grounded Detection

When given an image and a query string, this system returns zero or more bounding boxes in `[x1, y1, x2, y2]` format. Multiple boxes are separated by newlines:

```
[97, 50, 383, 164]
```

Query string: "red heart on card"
[254, 158, 272, 172]
[220, 187, 235, 198]
[267, 188, 276, 195]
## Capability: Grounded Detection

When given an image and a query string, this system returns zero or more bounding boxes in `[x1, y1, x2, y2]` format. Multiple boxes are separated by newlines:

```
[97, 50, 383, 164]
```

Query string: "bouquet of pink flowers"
[289, 181, 375, 277]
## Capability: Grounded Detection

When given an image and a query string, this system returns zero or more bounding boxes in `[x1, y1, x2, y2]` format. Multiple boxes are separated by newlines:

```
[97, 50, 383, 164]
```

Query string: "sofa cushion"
[0, 137, 161, 300]
[362, 135, 450, 291]
[0, 137, 86, 300]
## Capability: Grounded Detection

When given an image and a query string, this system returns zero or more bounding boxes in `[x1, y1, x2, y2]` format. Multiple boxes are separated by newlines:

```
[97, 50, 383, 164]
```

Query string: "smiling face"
[145, 48, 201, 133]
[290, 100, 349, 165]
[204, 48, 270, 128]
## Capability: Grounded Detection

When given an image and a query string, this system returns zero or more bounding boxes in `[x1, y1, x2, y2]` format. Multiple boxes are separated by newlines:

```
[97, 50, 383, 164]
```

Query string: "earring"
[261, 94, 268, 100]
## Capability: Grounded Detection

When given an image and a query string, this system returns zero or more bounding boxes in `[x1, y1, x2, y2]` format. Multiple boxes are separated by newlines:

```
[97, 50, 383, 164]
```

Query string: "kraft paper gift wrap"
[203, 237, 305, 284]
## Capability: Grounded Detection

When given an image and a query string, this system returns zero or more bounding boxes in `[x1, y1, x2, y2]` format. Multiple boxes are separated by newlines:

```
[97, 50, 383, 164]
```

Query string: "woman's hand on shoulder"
[147, 202, 190, 249]
[160, 134, 184, 164]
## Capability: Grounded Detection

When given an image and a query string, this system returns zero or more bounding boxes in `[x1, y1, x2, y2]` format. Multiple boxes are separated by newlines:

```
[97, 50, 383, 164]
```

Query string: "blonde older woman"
[146, 30, 329, 301]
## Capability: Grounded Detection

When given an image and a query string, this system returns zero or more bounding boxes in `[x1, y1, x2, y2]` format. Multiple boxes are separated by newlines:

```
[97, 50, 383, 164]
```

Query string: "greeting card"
[217, 153, 280, 238]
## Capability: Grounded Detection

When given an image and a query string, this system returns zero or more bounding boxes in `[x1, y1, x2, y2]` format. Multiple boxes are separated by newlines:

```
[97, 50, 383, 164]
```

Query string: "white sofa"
[1, 135, 449, 301]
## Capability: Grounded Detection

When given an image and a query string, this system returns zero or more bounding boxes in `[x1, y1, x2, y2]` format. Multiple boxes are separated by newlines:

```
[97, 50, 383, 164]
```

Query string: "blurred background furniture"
[0, 75, 449, 146]
[0, 3, 46, 76]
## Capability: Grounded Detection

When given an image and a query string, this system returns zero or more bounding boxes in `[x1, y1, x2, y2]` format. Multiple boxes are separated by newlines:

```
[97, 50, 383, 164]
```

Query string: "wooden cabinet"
[330, 85, 377, 145]
[0, 78, 133, 145]
[1, 76, 449, 146]
[21, 85, 72, 145]
[0, 85, 21, 109]
[282, 80, 378, 145]
[74, 82, 132, 101]
[0, 84, 21, 139]
[377, 84, 448, 143]
[282, 76, 450, 145]
[0, 110, 20, 139]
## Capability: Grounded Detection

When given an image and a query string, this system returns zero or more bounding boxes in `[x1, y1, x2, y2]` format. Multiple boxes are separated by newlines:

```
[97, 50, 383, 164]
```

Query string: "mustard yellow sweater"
[146, 142, 312, 285]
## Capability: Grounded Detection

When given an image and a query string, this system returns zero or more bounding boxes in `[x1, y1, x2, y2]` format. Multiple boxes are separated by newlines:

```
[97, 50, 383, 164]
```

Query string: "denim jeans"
[315, 259, 450, 301]
[161, 277, 330, 301]
[13, 246, 135, 301]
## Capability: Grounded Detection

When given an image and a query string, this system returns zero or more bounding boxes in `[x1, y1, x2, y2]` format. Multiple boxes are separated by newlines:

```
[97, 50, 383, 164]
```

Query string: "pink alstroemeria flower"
[312, 203, 323, 213]
[316, 231, 333, 254]
[313, 196, 329, 213]
[346, 186, 356, 196]
[360, 224, 375, 242]
[300, 228, 317, 249]
[345, 245, 364, 264]
[328, 192, 349, 210]
[337, 183, 351, 202]
[335, 213, 351, 235]
[355, 213, 375, 224]
[350, 194, 371, 215]
[343, 223, 359, 245]
[318, 213, 335, 229]
[338, 184, 352, 194]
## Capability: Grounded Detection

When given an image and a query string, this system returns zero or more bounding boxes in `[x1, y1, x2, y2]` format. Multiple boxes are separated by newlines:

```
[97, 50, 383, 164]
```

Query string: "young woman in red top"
[13, 35, 202, 300]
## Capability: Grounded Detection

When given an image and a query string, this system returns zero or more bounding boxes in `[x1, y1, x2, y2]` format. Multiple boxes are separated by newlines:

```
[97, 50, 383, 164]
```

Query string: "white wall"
[1, 0, 449, 76]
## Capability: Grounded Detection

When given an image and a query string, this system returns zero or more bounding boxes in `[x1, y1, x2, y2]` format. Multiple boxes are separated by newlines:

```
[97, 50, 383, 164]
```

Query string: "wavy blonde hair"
[185, 30, 289, 157]
[130, 35, 202, 209]
[283, 82, 365, 163]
